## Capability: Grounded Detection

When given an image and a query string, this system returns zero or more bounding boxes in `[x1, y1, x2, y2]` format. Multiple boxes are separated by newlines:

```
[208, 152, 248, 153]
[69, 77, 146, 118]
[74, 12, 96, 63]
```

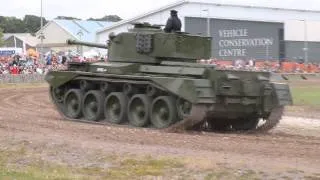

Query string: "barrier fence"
[0, 74, 46, 84]
[0, 70, 319, 85]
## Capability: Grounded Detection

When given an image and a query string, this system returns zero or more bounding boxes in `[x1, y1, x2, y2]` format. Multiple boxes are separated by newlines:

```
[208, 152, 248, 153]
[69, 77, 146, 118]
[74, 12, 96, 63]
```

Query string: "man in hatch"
[164, 10, 182, 33]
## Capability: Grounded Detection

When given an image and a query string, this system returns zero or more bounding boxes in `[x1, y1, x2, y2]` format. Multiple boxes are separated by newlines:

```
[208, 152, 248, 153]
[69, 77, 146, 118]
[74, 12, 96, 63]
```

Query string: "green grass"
[0, 147, 78, 180]
[291, 86, 320, 106]
[289, 83, 320, 107]
[0, 142, 314, 180]
[204, 169, 260, 180]
[105, 157, 184, 179]
[0, 146, 184, 180]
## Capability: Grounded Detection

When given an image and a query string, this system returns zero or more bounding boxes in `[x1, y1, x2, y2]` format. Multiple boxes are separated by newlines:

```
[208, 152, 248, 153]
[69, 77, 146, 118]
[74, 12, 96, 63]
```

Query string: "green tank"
[45, 22, 293, 132]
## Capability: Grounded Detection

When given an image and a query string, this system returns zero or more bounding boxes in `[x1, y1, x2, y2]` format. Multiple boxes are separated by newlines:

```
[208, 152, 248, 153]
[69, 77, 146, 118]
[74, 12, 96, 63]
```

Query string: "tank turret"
[66, 22, 211, 64]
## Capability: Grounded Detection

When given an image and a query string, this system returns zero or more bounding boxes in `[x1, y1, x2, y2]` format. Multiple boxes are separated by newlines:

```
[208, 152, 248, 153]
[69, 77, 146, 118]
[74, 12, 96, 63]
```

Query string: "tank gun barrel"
[66, 39, 108, 49]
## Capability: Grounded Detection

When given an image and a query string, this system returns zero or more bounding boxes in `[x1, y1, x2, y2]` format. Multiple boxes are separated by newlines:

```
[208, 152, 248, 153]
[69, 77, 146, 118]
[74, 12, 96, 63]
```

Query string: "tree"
[55, 16, 81, 20]
[0, 15, 47, 33]
[23, 15, 47, 33]
[88, 15, 122, 22]
[0, 27, 4, 46]
[0, 16, 26, 33]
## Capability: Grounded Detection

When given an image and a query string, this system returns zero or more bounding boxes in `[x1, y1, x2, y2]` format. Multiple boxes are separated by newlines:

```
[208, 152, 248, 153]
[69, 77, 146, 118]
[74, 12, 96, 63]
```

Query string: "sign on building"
[185, 17, 284, 60]
[0, 48, 23, 56]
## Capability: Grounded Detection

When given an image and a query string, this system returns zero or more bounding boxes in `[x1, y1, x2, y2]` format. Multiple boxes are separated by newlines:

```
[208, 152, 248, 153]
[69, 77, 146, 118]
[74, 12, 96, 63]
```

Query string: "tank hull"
[45, 62, 292, 132]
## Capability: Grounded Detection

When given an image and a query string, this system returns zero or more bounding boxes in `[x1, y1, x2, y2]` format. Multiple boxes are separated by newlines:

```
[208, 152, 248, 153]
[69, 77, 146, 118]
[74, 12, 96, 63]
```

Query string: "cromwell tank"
[45, 22, 293, 132]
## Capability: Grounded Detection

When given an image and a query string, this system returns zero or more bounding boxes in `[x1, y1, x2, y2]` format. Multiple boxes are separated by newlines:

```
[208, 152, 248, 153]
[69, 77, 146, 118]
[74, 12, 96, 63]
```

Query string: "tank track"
[49, 80, 284, 134]
[49, 86, 209, 133]
[193, 106, 284, 133]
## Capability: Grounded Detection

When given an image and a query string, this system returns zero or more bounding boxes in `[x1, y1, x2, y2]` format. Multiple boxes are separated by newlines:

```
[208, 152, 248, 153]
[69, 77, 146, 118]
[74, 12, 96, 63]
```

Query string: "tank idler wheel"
[50, 86, 65, 104]
[128, 94, 151, 127]
[150, 96, 178, 129]
[64, 89, 83, 119]
[82, 90, 105, 121]
[50, 86, 66, 115]
[104, 92, 128, 124]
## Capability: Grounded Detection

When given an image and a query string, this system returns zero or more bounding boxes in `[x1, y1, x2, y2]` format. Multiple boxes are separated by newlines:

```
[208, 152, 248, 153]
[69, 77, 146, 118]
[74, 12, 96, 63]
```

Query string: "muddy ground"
[0, 86, 319, 179]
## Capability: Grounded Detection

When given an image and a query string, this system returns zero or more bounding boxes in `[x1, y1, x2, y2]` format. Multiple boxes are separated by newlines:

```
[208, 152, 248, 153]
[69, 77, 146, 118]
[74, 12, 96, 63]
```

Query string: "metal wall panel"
[185, 17, 284, 60]
[285, 41, 320, 62]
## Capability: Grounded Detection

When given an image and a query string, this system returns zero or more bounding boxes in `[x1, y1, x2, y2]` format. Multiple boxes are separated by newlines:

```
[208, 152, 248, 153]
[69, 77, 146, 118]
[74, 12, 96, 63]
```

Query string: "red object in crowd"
[10, 66, 19, 74]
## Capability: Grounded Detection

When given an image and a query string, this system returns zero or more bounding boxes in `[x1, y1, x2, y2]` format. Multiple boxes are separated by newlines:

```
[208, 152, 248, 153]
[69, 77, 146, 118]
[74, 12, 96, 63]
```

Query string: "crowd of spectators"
[0, 52, 105, 75]
[1, 53, 320, 75]
[198, 58, 320, 73]
[0, 54, 65, 75]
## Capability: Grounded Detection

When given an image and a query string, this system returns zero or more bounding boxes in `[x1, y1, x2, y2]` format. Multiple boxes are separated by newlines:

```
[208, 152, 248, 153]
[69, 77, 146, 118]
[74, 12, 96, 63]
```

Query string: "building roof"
[52, 19, 115, 42]
[3, 33, 16, 40]
[96, 0, 186, 34]
[3, 33, 38, 47]
[192, 0, 320, 12]
[97, 0, 320, 34]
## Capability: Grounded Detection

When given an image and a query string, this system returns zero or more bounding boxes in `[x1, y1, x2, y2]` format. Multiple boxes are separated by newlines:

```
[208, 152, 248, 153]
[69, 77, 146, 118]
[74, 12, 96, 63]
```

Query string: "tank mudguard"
[150, 77, 215, 104]
[44, 71, 79, 88]
[271, 82, 293, 106]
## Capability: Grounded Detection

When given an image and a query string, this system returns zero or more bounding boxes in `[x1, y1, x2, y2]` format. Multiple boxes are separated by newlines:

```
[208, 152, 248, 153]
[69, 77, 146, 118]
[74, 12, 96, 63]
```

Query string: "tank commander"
[164, 10, 182, 33]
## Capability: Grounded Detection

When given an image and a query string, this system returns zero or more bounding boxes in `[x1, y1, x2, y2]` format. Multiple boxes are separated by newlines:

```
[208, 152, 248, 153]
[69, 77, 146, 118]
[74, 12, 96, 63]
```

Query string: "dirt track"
[0, 86, 319, 178]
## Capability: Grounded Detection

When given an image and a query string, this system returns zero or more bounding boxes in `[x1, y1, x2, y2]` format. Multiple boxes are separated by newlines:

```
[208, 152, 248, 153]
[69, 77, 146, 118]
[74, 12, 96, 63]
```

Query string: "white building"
[35, 19, 115, 55]
[2, 33, 38, 54]
[96, 0, 320, 61]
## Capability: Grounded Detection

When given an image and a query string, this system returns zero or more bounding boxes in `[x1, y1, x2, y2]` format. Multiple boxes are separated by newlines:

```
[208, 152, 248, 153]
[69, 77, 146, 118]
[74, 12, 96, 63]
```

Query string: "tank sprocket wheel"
[176, 98, 192, 120]
[128, 94, 151, 127]
[64, 89, 83, 119]
[82, 90, 105, 121]
[230, 117, 260, 131]
[104, 92, 128, 124]
[208, 120, 232, 132]
[150, 96, 178, 129]
[256, 106, 284, 132]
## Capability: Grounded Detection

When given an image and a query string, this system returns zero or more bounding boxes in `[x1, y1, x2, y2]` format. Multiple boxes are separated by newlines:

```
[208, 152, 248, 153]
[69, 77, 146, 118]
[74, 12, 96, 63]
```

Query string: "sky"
[1, 0, 320, 21]
[0, 0, 178, 20]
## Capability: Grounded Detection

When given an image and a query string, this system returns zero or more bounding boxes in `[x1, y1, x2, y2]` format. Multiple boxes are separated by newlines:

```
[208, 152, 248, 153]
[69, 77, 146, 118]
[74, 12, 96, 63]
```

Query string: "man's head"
[170, 10, 178, 16]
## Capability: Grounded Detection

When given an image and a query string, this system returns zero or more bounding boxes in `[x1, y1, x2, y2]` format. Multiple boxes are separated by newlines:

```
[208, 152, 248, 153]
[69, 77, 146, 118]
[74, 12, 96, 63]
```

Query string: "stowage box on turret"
[45, 22, 293, 132]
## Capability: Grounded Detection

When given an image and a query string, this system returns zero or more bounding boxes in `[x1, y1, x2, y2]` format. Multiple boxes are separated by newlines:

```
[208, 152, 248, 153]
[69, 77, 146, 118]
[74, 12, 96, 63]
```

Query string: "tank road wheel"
[82, 90, 105, 121]
[150, 96, 177, 129]
[64, 89, 83, 119]
[128, 94, 151, 127]
[104, 92, 128, 124]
